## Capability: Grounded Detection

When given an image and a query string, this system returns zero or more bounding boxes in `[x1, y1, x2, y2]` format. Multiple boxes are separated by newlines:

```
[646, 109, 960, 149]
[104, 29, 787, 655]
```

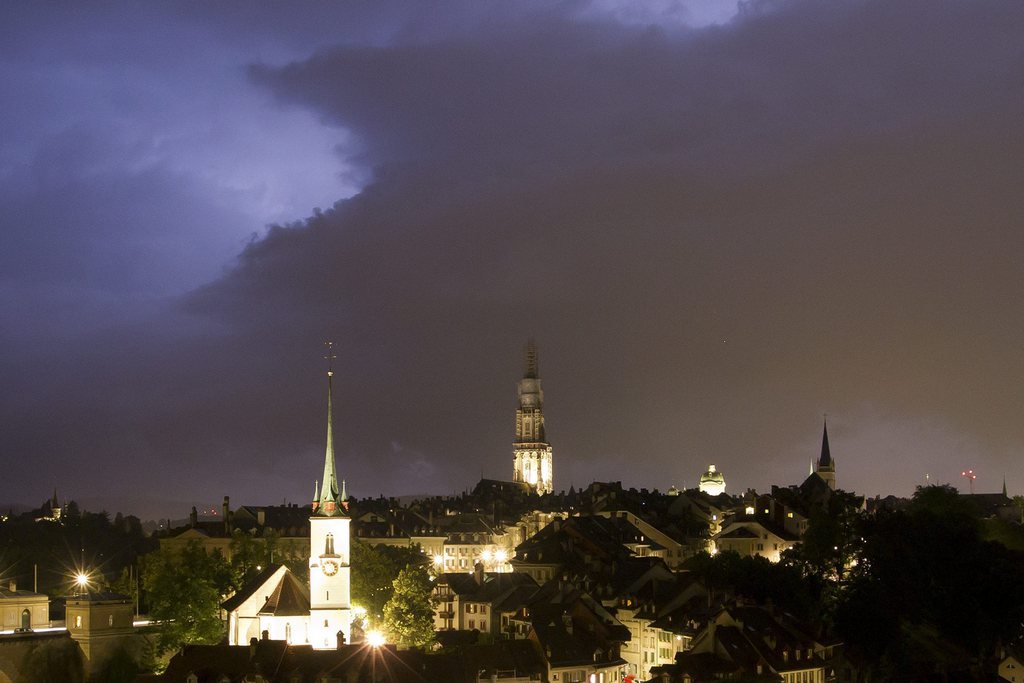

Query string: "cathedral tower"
[309, 343, 352, 648]
[816, 418, 836, 490]
[512, 340, 553, 494]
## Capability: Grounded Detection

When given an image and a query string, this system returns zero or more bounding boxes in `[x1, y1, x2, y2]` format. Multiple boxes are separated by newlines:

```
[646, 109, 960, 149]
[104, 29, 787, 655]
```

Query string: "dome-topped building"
[698, 464, 726, 496]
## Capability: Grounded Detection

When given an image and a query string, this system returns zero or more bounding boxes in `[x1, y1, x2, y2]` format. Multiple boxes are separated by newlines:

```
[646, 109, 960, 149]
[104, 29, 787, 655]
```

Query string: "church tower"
[512, 340, 553, 494]
[816, 418, 836, 490]
[308, 342, 352, 649]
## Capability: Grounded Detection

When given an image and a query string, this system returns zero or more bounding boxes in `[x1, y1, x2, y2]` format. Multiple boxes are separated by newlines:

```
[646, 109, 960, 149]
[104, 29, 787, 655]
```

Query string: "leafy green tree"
[228, 529, 264, 589]
[382, 566, 436, 650]
[106, 565, 140, 611]
[351, 541, 428, 624]
[142, 541, 232, 655]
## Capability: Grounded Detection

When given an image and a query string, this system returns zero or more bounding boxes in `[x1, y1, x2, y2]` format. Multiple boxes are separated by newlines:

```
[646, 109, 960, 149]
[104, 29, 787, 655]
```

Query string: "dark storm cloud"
[190, 0, 1024, 496]
[3, 0, 1023, 517]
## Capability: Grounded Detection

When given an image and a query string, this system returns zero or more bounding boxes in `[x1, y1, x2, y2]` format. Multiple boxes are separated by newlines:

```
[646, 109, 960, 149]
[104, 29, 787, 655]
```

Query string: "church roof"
[221, 564, 284, 612]
[258, 571, 310, 617]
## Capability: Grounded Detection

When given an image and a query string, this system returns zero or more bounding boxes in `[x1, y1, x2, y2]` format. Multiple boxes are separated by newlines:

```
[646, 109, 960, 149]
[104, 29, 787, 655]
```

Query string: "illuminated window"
[75, 615, 82, 628]
[108, 615, 114, 626]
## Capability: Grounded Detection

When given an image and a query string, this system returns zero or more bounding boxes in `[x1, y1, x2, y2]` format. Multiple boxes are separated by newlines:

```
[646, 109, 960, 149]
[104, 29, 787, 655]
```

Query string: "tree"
[834, 486, 1024, 679]
[382, 566, 436, 650]
[228, 529, 263, 589]
[682, 550, 820, 623]
[785, 489, 862, 584]
[142, 541, 232, 655]
[351, 541, 429, 624]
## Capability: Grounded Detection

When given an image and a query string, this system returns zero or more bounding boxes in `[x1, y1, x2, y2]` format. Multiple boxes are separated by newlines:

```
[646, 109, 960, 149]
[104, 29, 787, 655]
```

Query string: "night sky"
[2, 1, 1022, 520]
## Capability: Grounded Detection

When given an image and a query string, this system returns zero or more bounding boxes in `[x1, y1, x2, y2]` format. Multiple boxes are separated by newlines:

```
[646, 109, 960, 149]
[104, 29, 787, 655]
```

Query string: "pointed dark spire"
[818, 417, 832, 467]
[318, 342, 341, 515]
[524, 339, 538, 379]
[1003, 477, 1008, 497]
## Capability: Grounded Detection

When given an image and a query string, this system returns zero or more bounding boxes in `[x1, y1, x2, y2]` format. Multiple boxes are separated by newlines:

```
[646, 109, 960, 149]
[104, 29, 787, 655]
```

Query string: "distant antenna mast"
[324, 340, 336, 377]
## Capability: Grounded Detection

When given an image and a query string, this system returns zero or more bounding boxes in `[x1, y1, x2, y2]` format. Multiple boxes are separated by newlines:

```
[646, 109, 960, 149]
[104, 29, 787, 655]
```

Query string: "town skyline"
[2, 0, 1022, 521]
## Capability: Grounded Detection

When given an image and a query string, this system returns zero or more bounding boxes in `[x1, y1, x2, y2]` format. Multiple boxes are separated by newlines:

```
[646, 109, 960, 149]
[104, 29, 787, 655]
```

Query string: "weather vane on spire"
[324, 341, 336, 377]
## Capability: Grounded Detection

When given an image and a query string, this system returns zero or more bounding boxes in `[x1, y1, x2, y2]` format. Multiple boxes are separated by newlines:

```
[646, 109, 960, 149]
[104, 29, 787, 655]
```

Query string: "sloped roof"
[221, 564, 284, 612]
[438, 571, 538, 603]
[258, 570, 310, 617]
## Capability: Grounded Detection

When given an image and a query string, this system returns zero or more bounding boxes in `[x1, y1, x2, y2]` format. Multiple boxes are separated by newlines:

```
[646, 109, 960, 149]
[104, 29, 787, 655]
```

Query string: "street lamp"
[961, 469, 976, 494]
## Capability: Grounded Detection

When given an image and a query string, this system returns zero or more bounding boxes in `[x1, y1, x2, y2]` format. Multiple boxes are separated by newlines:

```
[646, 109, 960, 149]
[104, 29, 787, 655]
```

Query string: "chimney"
[189, 506, 198, 528]
[222, 496, 231, 533]
[8, 581, 15, 592]
[249, 637, 258, 659]
[474, 562, 485, 585]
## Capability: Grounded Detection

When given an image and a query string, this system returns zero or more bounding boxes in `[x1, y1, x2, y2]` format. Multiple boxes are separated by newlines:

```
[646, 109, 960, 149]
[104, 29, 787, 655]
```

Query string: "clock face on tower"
[322, 560, 339, 576]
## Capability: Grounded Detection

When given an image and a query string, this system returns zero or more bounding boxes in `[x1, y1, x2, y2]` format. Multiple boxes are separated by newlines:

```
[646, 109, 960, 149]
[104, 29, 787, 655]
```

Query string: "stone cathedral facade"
[512, 340, 553, 495]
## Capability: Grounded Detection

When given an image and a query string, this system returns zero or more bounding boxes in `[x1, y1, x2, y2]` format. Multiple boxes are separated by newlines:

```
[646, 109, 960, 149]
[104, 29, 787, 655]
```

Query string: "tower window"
[325, 533, 335, 555]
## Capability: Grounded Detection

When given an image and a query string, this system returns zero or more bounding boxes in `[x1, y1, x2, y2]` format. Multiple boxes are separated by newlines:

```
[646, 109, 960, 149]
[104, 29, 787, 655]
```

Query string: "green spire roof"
[316, 342, 343, 516]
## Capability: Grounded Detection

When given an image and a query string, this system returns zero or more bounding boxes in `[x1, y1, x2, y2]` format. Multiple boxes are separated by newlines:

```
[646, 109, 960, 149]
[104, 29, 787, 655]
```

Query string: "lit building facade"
[512, 340, 553, 495]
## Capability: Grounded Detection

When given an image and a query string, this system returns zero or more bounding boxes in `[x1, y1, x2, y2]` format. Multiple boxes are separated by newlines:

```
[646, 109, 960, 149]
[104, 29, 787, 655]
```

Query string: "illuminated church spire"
[316, 342, 342, 515]
[307, 343, 352, 648]
[512, 339, 553, 494]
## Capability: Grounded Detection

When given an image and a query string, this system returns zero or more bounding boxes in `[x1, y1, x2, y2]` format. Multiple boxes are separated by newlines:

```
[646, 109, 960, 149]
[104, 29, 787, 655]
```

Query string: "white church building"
[224, 350, 353, 648]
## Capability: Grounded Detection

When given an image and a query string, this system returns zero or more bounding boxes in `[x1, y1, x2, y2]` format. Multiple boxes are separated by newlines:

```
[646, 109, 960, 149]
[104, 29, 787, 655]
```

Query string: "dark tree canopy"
[835, 485, 1024, 680]
[141, 541, 232, 655]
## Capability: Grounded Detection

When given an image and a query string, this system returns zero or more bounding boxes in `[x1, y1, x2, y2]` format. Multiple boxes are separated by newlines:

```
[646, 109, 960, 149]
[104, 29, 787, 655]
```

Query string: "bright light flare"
[495, 549, 507, 562]
[366, 630, 386, 647]
[75, 573, 89, 588]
